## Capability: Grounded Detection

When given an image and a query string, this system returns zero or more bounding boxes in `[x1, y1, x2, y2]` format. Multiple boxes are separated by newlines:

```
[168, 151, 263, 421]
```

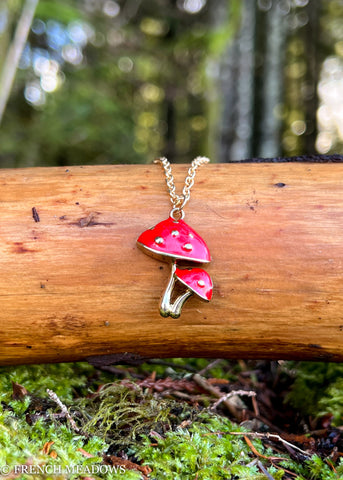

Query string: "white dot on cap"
[183, 243, 193, 251]
[189, 233, 194, 238]
[155, 236, 164, 244]
[171, 230, 179, 237]
[197, 280, 205, 287]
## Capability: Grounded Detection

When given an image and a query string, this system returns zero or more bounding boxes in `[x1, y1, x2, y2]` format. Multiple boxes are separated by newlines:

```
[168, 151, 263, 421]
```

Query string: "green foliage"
[280, 454, 343, 480]
[35, 0, 83, 24]
[136, 413, 268, 479]
[0, 404, 107, 475]
[286, 362, 343, 423]
[318, 378, 343, 424]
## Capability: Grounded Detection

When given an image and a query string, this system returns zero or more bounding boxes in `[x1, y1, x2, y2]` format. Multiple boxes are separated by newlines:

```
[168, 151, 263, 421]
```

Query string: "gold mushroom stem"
[159, 262, 177, 317]
[169, 289, 193, 319]
[159, 262, 194, 318]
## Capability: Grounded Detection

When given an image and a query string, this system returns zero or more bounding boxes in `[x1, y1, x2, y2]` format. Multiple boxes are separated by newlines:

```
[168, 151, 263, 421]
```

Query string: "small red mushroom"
[137, 217, 211, 264]
[160, 264, 213, 318]
[175, 267, 213, 302]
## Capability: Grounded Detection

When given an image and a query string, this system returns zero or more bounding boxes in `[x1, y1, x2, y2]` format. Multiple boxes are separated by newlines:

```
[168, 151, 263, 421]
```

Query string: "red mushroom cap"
[137, 217, 211, 263]
[175, 266, 213, 301]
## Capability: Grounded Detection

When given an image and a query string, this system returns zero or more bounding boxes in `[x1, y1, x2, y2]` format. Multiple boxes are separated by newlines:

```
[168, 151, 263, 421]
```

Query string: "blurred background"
[0, 0, 343, 167]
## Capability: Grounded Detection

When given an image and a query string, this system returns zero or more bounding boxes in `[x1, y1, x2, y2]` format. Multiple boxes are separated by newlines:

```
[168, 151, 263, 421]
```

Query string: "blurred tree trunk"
[218, 0, 290, 162]
[164, 10, 177, 163]
[218, 0, 256, 162]
[302, 0, 321, 154]
[216, 0, 323, 161]
[256, 1, 288, 158]
[165, 88, 176, 162]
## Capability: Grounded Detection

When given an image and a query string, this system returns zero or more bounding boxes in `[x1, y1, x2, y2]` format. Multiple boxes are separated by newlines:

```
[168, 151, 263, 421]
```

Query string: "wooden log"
[1, 159, 343, 365]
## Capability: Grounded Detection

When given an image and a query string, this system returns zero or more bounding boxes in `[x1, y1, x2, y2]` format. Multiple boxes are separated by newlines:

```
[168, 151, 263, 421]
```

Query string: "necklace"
[137, 157, 213, 318]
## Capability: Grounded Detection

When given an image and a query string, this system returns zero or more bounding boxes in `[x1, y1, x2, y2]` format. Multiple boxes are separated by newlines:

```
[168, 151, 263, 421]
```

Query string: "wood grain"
[1, 162, 343, 365]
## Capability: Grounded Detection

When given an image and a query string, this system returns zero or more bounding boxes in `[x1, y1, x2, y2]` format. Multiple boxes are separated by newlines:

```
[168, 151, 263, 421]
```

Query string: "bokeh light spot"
[191, 116, 207, 131]
[62, 44, 83, 65]
[137, 112, 158, 128]
[180, 0, 206, 14]
[257, 0, 272, 12]
[291, 120, 306, 136]
[24, 82, 46, 106]
[107, 29, 124, 46]
[140, 17, 169, 36]
[118, 57, 134, 72]
[316, 132, 333, 154]
[294, 0, 309, 6]
[31, 19, 45, 35]
[103, 1, 120, 17]
[40, 74, 59, 92]
[68, 21, 89, 46]
[140, 83, 164, 102]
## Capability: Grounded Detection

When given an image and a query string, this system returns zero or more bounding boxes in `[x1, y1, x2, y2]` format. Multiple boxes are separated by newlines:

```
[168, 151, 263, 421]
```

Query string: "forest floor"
[0, 359, 343, 480]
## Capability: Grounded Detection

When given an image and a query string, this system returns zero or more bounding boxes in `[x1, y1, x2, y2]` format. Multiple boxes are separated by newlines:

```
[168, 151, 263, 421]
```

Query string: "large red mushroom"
[137, 217, 211, 264]
[137, 216, 212, 317]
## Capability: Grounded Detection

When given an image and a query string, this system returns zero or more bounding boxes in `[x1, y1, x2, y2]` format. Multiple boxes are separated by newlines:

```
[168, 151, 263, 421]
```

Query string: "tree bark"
[1, 156, 343, 365]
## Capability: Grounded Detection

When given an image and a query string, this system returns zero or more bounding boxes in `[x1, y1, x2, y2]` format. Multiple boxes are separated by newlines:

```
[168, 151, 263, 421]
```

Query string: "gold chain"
[154, 156, 210, 219]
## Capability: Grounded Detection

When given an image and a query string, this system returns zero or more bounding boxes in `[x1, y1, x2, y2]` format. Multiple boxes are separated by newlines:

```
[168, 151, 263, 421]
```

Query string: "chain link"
[154, 156, 210, 218]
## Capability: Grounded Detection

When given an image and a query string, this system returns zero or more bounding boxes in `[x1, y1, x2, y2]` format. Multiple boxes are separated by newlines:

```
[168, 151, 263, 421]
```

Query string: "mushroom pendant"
[137, 216, 213, 318]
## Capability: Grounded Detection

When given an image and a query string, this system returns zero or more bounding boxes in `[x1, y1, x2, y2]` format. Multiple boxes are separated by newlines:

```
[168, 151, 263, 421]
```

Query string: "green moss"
[280, 455, 343, 480]
[79, 382, 183, 447]
[0, 362, 95, 403]
[318, 378, 343, 424]
[0, 361, 343, 479]
[0, 403, 107, 472]
[135, 413, 265, 479]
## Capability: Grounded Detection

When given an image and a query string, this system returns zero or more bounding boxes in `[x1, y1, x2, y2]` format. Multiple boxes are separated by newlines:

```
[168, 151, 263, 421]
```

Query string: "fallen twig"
[193, 374, 244, 420]
[243, 435, 286, 462]
[240, 431, 310, 457]
[46, 388, 82, 434]
[251, 394, 260, 417]
[257, 460, 276, 480]
[211, 389, 256, 410]
[161, 390, 212, 403]
[206, 430, 310, 458]
[197, 359, 223, 376]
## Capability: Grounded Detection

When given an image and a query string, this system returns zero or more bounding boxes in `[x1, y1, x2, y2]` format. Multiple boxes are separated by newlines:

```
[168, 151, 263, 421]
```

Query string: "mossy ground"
[0, 360, 343, 479]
